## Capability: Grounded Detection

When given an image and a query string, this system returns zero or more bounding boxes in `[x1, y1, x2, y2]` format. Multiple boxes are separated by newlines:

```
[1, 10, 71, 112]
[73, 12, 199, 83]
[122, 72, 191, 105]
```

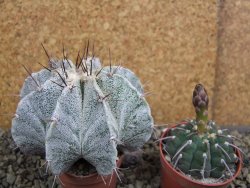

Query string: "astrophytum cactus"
[11, 47, 153, 176]
[162, 84, 242, 180]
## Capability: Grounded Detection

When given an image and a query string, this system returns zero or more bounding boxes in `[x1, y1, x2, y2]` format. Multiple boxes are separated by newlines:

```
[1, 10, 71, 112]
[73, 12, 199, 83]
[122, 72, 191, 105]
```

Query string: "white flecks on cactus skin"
[12, 55, 153, 176]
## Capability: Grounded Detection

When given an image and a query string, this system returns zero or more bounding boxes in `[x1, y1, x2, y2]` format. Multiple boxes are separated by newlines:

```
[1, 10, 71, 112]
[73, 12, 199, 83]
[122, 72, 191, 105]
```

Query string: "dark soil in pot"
[0, 127, 249, 188]
[67, 158, 97, 176]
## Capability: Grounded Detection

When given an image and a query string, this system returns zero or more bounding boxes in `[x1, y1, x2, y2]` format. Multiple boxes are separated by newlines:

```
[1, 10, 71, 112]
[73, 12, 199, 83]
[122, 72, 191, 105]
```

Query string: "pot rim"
[159, 122, 243, 187]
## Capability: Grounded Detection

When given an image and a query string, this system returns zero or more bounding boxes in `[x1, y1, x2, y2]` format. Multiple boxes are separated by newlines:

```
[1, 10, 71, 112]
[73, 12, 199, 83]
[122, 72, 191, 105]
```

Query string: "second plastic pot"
[159, 123, 242, 188]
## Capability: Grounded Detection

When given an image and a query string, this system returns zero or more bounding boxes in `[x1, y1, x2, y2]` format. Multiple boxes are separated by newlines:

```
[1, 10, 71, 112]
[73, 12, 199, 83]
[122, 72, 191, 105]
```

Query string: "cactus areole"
[161, 84, 242, 183]
[11, 53, 153, 176]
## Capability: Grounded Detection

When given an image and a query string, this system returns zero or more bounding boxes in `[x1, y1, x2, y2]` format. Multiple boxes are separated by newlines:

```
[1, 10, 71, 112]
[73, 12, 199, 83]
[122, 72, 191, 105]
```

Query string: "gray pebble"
[15, 175, 22, 185]
[238, 184, 247, 188]
[127, 174, 135, 182]
[128, 184, 134, 188]
[135, 180, 143, 188]
[47, 176, 55, 187]
[26, 182, 33, 187]
[9, 155, 16, 161]
[2, 177, 8, 187]
[237, 172, 244, 180]
[7, 165, 13, 173]
[17, 156, 24, 165]
[32, 157, 38, 164]
[39, 183, 46, 188]
[242, 167, 248, 178]
[6, 173, 16, 185]
[246, 174, 250, 184]
[0, 169, 5, 179]
[234, 179, 244, 187]
[26, 174, 34, 181]
[34, 180, 40, 188]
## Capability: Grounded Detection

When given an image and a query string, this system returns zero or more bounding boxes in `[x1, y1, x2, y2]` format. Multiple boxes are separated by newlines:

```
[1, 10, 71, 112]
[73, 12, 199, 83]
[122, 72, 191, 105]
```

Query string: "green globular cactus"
[162, 84, 240, 180]
[11, 52, 153, 176]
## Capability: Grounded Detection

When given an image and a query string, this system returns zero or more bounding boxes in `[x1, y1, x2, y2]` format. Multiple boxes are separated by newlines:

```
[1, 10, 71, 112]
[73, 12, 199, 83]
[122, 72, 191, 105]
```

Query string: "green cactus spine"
[162, 84, 240, 180]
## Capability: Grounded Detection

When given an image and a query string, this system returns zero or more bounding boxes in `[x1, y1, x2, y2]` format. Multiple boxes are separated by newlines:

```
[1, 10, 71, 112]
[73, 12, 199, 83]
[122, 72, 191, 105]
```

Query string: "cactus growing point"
[11, 47, 153, 176]
[162, 84, 241, 181]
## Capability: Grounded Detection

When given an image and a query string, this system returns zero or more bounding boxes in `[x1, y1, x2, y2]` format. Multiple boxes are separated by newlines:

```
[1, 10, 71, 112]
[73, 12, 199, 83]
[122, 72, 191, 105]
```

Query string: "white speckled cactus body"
[12, 54, 153, 176]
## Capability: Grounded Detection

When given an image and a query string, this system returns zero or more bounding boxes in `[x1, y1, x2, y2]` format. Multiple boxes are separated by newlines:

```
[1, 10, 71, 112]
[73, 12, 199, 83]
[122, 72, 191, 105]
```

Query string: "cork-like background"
[1, 0, 248, 129]
[213, 0, 250, 126]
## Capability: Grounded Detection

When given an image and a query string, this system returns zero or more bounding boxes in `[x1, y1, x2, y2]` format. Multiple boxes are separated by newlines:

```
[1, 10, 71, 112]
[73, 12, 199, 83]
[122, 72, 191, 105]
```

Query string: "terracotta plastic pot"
[59, 157, 123, 188]
[159, 123, 243, 188]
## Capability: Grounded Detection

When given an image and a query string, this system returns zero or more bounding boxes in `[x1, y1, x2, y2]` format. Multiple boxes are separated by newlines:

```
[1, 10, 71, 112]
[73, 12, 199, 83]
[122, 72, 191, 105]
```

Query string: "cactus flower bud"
[192, 84, 209, 113]
[192, 84, 209, 133]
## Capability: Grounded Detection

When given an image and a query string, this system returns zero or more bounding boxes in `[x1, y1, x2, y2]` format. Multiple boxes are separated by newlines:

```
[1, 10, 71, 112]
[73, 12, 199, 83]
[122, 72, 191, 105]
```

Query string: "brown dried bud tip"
[192, 84, 209, 113]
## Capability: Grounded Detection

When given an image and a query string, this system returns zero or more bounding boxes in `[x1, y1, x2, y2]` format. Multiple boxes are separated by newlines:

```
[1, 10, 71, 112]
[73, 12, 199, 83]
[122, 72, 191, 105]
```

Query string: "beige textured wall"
[0, 0, 217, 129]
[213, 0, 250, 126]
